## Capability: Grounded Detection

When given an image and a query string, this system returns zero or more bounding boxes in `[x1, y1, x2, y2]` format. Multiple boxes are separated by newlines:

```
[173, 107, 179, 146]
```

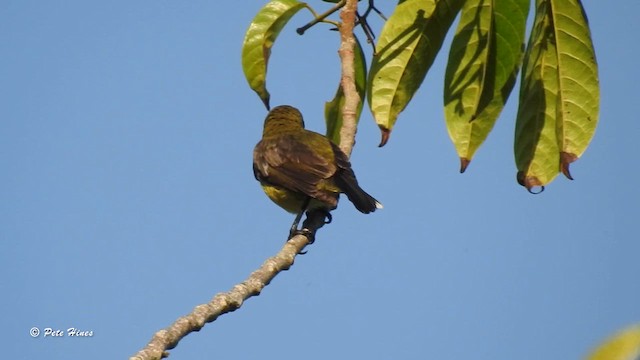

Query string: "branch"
[129, 212, 327, 360]
[337, 0, 360, 157]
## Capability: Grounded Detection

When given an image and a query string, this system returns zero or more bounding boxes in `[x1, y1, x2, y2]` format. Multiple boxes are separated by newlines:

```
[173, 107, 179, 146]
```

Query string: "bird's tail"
[334, 169, 383, 214]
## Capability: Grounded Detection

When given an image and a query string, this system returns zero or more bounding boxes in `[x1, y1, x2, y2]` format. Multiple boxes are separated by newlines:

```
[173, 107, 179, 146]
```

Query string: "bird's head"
[263, 105, 305, 136]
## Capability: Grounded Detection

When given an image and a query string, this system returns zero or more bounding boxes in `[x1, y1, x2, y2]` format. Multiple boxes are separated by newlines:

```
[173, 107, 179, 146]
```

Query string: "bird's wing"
[329, 142, 353, 171]
[253, 134, 337, 198]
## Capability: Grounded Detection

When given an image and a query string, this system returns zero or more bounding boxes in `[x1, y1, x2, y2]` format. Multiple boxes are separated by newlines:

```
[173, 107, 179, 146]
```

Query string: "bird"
[253, 105, 382, 238]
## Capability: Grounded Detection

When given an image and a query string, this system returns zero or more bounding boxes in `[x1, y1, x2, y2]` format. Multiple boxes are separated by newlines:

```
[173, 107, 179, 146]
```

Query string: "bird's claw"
[289, 228, 314, 243]
[323, 211, 332, 224]
[307, 208, 332, 225]
[287, 228, 315, 255]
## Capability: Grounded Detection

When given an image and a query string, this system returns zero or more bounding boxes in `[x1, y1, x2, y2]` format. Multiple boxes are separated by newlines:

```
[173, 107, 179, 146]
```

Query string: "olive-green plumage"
[253, 105, 382, 215]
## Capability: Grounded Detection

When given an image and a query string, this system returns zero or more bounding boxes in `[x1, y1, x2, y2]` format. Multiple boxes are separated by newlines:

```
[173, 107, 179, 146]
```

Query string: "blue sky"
[2, 1, 638, 359]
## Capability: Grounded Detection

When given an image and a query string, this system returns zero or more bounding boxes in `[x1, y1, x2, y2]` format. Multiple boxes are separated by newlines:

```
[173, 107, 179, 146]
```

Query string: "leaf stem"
[297, 1, 345, 35]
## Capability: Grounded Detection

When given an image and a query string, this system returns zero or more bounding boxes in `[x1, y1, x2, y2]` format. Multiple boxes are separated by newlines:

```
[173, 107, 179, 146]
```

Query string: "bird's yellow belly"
[261, 185, 336, 214]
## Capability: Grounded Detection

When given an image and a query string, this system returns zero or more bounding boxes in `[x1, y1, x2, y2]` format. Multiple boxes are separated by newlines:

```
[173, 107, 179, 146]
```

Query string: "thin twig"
[363, 0, 387, 21]
[297, 0, 345, 35]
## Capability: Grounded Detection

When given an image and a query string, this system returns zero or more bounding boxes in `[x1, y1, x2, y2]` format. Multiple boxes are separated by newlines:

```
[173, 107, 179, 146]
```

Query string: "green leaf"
[367, 0, 464, 146]
[587, 324, 640, 360]
[514, 0, 599, 191]
[444, 0, 529, 172]
[515, 0, 560, 192]
[550, 0, 600, 180]
[325, 36, 367, 145]
[241, 0, 308, 110]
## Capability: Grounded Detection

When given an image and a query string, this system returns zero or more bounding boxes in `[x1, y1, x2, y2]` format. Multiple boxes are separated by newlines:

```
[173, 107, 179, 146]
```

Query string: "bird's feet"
[288, 228, 315, 243]
[286, 208, 332, 254]
[288, 228, 315, 255]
